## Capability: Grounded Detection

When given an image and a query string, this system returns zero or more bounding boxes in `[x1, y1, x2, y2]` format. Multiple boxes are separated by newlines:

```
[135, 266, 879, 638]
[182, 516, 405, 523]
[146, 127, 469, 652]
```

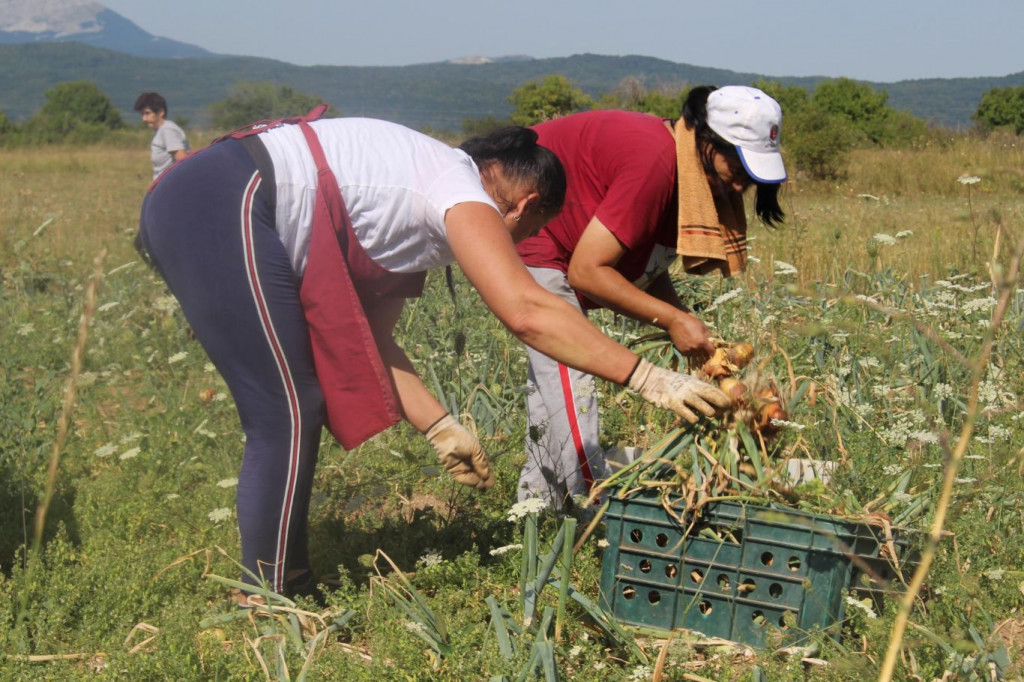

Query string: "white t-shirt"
[257, 118, 500, 276]
[151, 120, 189, 179]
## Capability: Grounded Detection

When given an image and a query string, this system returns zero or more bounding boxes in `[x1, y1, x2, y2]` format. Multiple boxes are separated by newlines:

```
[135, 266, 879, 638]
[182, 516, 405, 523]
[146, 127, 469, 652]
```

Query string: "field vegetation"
[1, 116, 1023, 678]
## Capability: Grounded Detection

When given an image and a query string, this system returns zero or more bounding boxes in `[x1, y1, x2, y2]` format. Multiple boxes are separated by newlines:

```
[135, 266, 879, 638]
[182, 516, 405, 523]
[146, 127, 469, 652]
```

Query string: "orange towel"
[673, 118, 748, 277]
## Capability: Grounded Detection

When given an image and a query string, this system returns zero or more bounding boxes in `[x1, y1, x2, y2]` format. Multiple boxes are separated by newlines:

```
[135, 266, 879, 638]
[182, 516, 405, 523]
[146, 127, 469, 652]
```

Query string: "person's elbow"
[495, 295, 551, 347]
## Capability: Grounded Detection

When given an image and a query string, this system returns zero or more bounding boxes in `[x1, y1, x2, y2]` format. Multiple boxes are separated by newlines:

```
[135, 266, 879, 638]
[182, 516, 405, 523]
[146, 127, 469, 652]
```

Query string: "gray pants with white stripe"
[517, 267, 608, 510]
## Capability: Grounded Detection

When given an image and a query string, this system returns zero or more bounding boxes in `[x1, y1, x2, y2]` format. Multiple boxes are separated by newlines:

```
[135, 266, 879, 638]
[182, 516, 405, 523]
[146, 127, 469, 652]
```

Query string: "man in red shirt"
[515, 86, 787, 512]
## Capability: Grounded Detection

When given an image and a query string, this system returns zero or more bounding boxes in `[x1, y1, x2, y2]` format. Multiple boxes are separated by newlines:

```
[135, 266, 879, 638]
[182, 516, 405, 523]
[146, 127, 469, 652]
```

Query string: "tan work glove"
[423, 414, 495, 490]
[627, 359, 731, 423]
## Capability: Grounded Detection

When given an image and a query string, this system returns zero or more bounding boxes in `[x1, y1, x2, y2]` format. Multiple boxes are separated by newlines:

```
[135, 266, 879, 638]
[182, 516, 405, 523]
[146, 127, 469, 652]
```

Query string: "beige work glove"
[627, 359, 731, 423]
[424, 414, 495, 490]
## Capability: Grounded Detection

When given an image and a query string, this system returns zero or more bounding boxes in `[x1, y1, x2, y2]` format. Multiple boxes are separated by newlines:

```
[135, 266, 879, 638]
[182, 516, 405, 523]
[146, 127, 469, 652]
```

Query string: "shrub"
[19, 81, 123, 145]
[208, 81, 339, 130]
[508, 75, 593, 126]
[974, 86, 1024, 134]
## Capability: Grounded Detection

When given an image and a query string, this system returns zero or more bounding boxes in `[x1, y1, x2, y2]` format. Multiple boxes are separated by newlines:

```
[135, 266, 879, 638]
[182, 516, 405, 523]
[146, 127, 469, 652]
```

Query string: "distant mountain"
[1, 42, 1022, 132]
[0, 0, 211, 58]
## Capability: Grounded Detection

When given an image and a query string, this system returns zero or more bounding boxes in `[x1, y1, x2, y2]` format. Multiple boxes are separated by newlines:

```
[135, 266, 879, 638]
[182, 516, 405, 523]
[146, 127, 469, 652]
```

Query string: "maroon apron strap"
[296, 121, 403, 449]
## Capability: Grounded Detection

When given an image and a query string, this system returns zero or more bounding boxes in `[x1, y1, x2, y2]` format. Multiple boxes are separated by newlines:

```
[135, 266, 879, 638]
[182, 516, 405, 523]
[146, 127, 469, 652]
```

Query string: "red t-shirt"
[517, 110, 678, 309]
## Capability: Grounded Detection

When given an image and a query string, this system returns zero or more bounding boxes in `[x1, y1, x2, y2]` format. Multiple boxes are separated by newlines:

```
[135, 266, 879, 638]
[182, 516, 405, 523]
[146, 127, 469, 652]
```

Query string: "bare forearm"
[378, 339, 448, 431]
[570, 266, 687, 331]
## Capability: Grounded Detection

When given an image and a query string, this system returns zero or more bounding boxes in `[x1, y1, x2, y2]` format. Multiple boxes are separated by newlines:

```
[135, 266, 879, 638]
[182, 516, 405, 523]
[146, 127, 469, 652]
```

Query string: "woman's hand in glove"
[424, 414, 495, 490]
[627, 359, 730, 423]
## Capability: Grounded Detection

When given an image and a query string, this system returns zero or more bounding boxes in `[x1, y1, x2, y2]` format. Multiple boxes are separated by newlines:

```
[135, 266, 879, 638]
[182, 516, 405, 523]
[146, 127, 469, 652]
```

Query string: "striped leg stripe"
[239, 172, 301, 593]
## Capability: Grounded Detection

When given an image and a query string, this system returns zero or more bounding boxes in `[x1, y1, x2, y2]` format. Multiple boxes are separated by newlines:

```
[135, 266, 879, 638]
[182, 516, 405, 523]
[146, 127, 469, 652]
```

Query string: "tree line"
[1, 77, 1021, 181]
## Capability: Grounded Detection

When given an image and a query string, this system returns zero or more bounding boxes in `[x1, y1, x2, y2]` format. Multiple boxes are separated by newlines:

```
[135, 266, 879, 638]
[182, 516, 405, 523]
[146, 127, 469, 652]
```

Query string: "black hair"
[681, 86, 785, 228]
[459, 127, 566, 218]
[134, 92, 168, 115]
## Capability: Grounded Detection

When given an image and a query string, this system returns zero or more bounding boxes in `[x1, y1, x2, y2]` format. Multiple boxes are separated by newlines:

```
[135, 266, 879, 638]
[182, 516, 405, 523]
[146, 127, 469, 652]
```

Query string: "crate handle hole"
[769, 583, 783, 598]
[665, 564, 678, 579]
[717, 574, 731, 591]
[698, 600, 713, 615]
[778, 615, 790, 630]
[648, 590, 661, 605]
[752, 610, 766, 627]
[622, 586, 636, 600]
[655, 533, 669, 547]
[630, 529, 643, 543]
[690, 569, 704, 584]
[787, 556, 802, 572]
[740, 579, 756, 594]
[760, 551, 774, 567]
[639, 560, 652, 573]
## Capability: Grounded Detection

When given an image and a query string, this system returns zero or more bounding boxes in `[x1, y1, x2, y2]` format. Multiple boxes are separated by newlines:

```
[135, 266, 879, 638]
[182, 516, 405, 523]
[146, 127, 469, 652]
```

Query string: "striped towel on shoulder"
[673, 118, 748, 277]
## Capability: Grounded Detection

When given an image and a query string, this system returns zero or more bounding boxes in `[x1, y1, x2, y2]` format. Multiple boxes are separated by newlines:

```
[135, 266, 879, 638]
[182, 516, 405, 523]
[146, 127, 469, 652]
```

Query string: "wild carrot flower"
[208, 508, 232, 523]
[507, 498, 547, 521]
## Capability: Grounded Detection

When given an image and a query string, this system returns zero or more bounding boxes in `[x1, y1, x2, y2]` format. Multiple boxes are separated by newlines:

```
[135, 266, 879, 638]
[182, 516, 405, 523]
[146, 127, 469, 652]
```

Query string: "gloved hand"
[627, 359, 731, 423]
[423, 414, 495, 490]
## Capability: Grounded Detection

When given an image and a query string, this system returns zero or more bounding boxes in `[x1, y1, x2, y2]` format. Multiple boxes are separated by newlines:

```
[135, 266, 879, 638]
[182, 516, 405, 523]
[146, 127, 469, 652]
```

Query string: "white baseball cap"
[706, 86, 787, 184]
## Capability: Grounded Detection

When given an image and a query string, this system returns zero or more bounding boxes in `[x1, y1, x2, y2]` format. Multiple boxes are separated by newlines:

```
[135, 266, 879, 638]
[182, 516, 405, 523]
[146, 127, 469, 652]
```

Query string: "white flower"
[97, 301, 120, 312]
[911, 431, 940, 444]
[216, 478, 238, 488]
[984, 569, 1005, 581]
[168, 352, 188, 364]
[95, 443, 117, 458]
[165, 493, 180, 501]
[845, 595, 878, 619]
[119, 447, 141, 460]
[628, 666, 653, 681]
[204, 362, 216, 373]
[507, 498, 548, 521]
[934, 383, 954, 401]
[153, 296, 179, 313]
[957, 175, 981, 185]
[883, 464, 902, 476]
[895, 230, 914, 239]
[706, 288, 743, 313]
[872, 233, 897, 246]
[569, 645, 583, 659]
[774, 261, 797, 276]
[16, 323, 35, 336]
[770, 419, 805, 431]
[208, 507, 233, 523]
[120, 432, 142, 443]
[489, 544, 523, 556]
[962, 297, 997, 315]
[417, 549, 444, 568]
[213, 392, 228, 402]
[955, 477, 977, 484]
[597, 539, 610, 548]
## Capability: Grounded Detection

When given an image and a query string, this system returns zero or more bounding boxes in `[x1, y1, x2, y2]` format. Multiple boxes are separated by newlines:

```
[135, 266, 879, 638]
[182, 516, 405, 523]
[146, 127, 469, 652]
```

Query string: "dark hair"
[459, 127, 566, 218]
[681, 86, 784, 227]
[134, 92, 168, 115]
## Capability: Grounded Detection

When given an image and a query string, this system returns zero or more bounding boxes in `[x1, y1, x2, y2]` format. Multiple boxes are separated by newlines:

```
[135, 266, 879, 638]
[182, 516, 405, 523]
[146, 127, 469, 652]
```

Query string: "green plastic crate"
[599, 490, 904, 647]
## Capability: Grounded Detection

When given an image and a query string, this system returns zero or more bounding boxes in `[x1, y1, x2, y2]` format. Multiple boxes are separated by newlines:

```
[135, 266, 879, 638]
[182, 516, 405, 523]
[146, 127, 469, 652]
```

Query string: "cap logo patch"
[768, 124, 779, 145]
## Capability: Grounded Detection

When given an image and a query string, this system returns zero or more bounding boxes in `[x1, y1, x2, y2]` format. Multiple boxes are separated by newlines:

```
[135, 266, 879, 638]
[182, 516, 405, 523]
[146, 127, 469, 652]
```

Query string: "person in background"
[134, 91, 190, 180]
[137, 109, 730, 605]
[515, 85, 787, 512]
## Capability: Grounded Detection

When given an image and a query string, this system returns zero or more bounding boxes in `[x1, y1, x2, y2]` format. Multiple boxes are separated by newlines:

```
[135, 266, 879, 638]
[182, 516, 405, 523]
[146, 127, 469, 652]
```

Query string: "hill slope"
[0, 0, 211, 58]
[1, 43, 1021, 131]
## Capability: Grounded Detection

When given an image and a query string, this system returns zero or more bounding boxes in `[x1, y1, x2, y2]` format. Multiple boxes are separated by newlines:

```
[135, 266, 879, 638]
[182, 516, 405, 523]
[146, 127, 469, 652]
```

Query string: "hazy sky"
[97, 0, 1022, 82]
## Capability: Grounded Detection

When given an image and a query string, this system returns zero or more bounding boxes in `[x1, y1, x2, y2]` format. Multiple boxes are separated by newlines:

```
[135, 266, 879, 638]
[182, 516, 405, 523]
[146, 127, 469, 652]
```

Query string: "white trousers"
[517, 267, 608, 510]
